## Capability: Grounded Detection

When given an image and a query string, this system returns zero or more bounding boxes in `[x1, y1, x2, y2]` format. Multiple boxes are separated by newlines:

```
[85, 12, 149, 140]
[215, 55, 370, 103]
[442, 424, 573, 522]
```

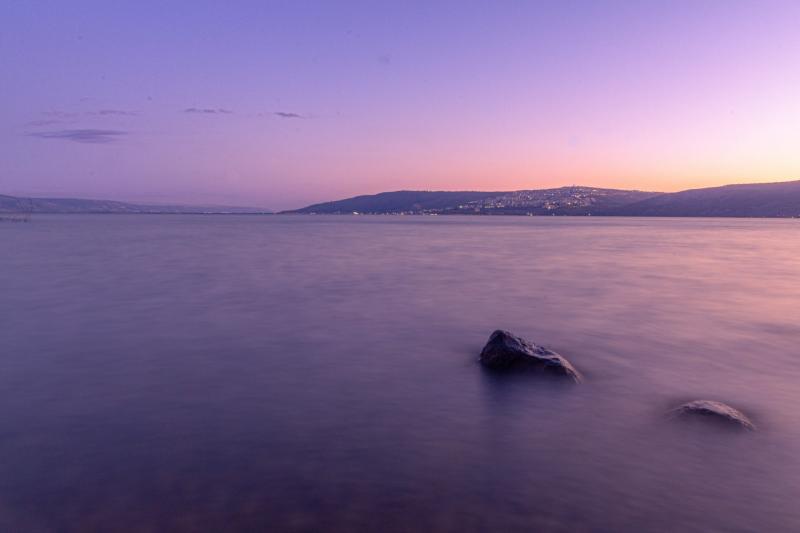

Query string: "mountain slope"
[607, 181, 800, 217]
[283, 190, 505, 214]
[283, 187, 660, 215]
[285, 181, 800, 217]
[463, 187, 659, 215]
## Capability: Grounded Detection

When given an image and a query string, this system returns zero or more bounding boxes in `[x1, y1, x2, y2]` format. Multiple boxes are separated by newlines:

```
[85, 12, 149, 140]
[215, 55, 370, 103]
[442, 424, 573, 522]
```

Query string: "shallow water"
[1, 214, 799, 532]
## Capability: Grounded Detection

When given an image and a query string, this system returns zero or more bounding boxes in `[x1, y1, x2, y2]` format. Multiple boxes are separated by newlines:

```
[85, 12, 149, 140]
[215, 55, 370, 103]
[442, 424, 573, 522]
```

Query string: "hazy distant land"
[3, 180, 800, 217]
[0, 195, 271, 215]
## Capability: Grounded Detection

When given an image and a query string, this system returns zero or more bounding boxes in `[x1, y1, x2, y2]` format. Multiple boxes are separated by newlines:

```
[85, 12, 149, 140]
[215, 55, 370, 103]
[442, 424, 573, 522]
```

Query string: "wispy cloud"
[273, 111, 305, 119]
[94, 109, 138, 116]
[184, 107, 233, 114]
[35, 109, 138, 123]
[26, 119, 69, 127]
[28, 129, 128, 144]
[41, 110, 80, 119]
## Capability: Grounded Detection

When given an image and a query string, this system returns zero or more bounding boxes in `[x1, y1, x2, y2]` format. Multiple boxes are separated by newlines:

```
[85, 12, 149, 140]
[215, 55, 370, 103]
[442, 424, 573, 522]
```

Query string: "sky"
[2, 1, 799, 210]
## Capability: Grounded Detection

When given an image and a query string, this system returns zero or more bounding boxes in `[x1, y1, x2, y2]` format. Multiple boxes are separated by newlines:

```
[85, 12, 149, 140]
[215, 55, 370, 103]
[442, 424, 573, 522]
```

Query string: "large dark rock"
[479, 330, 582, 382]
[670, 400, 755, 431]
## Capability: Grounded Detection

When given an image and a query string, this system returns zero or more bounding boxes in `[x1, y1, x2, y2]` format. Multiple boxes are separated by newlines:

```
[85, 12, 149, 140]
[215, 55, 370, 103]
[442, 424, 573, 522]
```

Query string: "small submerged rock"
[479, 330, 582, 382]
[670, 400, 755, 431]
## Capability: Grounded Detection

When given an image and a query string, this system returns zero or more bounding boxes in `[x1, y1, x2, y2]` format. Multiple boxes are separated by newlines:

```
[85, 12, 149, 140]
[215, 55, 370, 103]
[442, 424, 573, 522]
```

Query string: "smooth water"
[2, 215, 799, 532]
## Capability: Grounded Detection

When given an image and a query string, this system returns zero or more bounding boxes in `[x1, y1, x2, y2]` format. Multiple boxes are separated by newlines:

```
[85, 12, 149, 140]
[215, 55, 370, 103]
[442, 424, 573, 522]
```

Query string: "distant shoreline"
[0, 193, 271, 215]
[4, 179, 800, 217]
[7, 211, 800, 218]
[282, 180, 800, 218]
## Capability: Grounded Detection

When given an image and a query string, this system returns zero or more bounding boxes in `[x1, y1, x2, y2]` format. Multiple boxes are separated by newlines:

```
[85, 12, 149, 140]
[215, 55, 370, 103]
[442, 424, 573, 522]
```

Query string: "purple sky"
[2, 1, 799, 210]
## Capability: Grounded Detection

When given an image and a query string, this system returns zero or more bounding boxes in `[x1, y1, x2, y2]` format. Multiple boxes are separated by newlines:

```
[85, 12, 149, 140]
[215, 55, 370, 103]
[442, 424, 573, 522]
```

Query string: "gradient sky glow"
[2, 1, 800, 209]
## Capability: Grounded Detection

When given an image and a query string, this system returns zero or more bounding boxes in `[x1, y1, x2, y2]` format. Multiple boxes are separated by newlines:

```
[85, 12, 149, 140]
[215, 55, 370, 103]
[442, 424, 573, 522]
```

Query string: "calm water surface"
[2, 215, 799, 532]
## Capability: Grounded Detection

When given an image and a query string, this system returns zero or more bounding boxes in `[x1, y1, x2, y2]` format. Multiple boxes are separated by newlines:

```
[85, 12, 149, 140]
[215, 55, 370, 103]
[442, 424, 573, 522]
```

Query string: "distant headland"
[283, 180, 800, 218]
[0, 195, 271, 215]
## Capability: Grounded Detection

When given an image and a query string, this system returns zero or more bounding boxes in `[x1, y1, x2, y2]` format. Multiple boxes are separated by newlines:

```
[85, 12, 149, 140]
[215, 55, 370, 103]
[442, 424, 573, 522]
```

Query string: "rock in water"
[479, 330, 582, 382]
[670, 400, 755, 431]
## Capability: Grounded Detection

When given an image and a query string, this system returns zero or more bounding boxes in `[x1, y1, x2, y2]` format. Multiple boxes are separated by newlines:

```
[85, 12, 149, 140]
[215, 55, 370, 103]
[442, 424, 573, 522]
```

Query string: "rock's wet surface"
[670, 400, 756, 431]
[480, 329, 582, 382]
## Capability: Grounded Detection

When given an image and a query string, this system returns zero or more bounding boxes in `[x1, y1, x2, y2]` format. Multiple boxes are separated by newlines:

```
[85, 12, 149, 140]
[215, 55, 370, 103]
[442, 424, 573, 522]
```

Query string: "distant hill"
[283, 187, 659, 215]
[606, 180, 800, 217]
[0, 194, 271, 214]
[284, 181, 800, 218]
[284, 190, 506, 215]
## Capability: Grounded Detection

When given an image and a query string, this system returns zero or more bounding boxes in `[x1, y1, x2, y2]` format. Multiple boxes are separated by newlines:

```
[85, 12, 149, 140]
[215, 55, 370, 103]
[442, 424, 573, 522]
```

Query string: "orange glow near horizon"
[3, 2, 800, 209]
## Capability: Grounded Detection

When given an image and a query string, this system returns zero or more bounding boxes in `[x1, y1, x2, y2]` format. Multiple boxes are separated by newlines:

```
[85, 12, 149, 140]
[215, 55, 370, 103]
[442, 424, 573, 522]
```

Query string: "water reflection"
[1, 215, 799, 531]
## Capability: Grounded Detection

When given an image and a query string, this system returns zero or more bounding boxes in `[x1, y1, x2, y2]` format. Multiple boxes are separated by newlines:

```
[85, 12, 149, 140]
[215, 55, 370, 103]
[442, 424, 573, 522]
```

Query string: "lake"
[1, 215, 799, 532]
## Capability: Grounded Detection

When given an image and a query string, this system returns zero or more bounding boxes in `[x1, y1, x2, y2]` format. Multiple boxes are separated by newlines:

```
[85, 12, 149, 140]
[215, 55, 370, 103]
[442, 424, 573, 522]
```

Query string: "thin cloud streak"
[37, 109, 138, 120]
[94, 109, 138, 116]
[26, 119, 69, 127]
[28, 129, 128, 144]
[273, 111, 305, 119]
[42, 110, 80, 118]
[184, 108, 233, 114]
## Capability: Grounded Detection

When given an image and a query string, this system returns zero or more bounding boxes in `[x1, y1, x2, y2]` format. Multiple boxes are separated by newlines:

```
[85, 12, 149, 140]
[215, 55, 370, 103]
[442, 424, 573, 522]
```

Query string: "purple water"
[2, 215, 799, 532]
